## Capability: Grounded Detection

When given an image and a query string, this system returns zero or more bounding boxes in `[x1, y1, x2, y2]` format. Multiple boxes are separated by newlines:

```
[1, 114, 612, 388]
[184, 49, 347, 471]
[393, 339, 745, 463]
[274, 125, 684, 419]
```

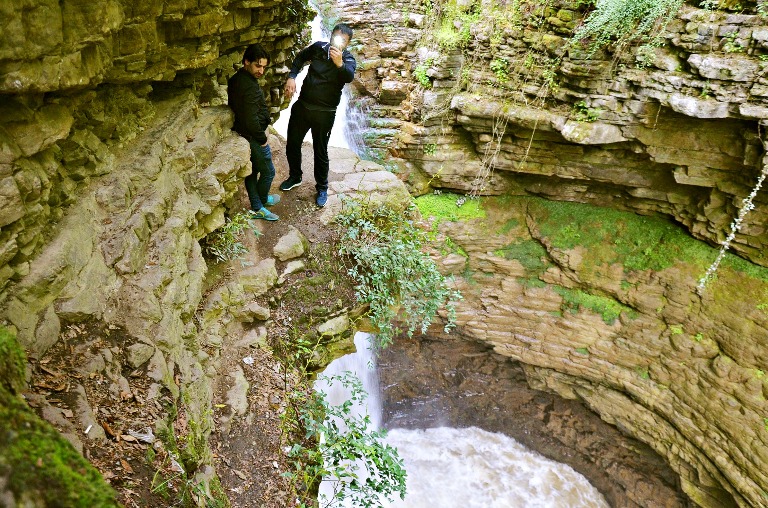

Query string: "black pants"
[285, 101, 336, 192]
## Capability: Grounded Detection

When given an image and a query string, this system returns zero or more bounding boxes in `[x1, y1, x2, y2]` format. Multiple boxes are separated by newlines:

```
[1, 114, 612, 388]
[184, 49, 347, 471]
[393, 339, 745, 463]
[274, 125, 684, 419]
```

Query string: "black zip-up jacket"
[227, 68, 271, 145]
[289, 41, 356, 111]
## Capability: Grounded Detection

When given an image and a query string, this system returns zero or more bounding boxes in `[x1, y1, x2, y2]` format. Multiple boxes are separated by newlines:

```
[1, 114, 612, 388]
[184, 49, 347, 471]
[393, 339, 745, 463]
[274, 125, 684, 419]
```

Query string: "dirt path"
[208, 132, 355, 508]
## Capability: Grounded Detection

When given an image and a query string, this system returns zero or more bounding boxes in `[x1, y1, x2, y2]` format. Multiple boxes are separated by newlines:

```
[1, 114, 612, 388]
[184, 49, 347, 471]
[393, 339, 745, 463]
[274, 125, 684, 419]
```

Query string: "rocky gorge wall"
[340, 0, 768, 267]
[0, 0, 321, 504]
[327, 0, 768, 506]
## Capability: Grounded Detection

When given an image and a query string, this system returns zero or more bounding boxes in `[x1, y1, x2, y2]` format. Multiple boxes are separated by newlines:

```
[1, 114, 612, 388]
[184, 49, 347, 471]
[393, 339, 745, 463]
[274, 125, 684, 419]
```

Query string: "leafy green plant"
[434, 4, 481, 49]
[282, 373, 407, 507]
[722, 32, 745, 53]
[414, 61, 433, 88]
[201, 211, 260, 263]
[572, 100, 601, 122]
[490, 57, 510, 83]
[574, 347, 590, 355]
[669, 324, 684, 335]
[423, 143, 437, 156]
[699, 81, 711, 98]
[572, 0, 684, 57]
[336, 199, 461, 348]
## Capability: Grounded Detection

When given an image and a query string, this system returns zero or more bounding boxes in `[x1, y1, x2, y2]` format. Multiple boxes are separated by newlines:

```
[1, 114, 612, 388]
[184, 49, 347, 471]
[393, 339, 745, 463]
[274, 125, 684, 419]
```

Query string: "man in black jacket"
[228, 43, 280, 221]
[280, 23, 357, 208]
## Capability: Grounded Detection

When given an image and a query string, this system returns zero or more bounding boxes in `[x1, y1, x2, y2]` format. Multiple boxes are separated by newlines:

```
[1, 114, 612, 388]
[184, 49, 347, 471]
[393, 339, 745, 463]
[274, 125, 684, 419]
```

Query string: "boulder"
[273, 226, 308, 262]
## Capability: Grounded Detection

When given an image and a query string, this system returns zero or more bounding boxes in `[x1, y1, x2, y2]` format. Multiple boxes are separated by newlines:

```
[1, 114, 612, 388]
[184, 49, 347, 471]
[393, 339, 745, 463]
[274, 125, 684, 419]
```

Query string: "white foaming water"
[381, 427, 610, 508]
[315, 332, 610, 508]
[272, 12, 351, 149]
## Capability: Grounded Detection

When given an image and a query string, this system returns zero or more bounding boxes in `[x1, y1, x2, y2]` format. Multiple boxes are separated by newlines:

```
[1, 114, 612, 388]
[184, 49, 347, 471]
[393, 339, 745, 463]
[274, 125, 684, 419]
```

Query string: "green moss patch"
[0, 326, 26, 394]
[553, 286, 637, 325]
[415, 192, 486, 224]
[527, 197, 768, 282]
[495, 240, 550, 273]
[0, 329, 117, 507]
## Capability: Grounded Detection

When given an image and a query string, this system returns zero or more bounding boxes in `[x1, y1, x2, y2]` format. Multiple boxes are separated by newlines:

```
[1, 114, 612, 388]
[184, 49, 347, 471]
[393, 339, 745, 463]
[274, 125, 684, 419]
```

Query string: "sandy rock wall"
[420, 196, 768, 508]
[315, 0, 768, 505]
[337, 0, 768, 267]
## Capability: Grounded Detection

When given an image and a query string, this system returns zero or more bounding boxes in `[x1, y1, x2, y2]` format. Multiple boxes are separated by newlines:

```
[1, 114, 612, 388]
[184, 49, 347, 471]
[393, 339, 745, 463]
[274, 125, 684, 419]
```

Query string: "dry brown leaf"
[121, 434, 137, 442]
[101, 421, 117, 438]
[120, 459, 134, 474]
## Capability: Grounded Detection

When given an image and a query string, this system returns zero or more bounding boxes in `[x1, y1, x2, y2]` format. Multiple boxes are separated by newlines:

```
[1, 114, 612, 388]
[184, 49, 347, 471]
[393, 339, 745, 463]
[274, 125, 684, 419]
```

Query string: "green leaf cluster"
[573, 0, 684, 56]
[336, 199, 461, 349]
[414, 58, 434, 88]
[201, 211, 260, 263]
[282, 373, 407, 507]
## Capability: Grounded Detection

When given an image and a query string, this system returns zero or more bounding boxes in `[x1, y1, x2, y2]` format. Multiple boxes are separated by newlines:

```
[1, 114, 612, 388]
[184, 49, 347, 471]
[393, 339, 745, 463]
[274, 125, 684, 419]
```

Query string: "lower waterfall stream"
[314, 333, 610, 507]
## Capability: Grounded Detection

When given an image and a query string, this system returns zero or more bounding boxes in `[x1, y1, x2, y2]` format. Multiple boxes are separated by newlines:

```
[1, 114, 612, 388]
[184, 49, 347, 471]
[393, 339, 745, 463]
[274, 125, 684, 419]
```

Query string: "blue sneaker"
[250, 207, 279, 221]
[265, 194, 280, 207]
[316, 190, 327, 208]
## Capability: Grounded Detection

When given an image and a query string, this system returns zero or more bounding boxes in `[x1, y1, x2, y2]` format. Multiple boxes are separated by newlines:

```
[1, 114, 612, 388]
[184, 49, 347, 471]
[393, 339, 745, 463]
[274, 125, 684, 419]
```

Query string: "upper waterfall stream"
[272, 12, 355, 151]
[314, 333, 610, 507]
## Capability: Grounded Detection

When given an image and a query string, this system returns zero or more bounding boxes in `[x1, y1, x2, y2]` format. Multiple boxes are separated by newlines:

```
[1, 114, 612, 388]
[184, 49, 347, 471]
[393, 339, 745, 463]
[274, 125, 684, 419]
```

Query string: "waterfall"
[314, 333, 610, 507]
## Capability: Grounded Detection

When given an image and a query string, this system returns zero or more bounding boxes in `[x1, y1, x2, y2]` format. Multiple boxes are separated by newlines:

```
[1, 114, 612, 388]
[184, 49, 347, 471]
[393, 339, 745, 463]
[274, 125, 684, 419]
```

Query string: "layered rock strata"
[339, 0, 768, 267]
[378, 333, 690, 508]
[419, 195, 768, 508]
[320, 0, 768, 505]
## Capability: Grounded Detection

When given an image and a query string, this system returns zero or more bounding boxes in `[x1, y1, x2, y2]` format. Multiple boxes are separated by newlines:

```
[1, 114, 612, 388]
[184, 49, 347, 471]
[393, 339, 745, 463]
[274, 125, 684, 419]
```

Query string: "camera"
[331, 35, 345, 49]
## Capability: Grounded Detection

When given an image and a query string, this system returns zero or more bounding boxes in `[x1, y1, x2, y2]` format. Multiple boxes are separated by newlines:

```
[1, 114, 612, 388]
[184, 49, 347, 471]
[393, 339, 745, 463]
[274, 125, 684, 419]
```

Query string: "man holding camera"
[280, 23, 357, 208]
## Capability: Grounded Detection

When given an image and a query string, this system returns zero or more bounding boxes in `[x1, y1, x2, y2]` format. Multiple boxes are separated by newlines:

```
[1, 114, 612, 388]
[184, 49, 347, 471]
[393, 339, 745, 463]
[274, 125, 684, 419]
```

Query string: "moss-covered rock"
[0, 326, 118, 507]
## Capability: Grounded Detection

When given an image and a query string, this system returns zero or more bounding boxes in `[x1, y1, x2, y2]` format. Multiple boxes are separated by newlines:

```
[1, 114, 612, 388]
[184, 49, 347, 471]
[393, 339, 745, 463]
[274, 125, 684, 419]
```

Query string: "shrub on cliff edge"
[336, 199, 461, 349]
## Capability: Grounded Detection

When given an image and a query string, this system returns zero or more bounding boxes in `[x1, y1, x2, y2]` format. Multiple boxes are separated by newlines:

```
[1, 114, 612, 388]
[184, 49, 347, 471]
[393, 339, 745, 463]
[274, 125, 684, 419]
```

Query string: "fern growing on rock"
[573, 0, 684, 56]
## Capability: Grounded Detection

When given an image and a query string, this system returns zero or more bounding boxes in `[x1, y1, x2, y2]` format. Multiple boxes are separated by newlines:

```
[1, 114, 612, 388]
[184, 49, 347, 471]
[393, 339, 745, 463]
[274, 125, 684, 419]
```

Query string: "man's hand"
[284, 78, 296, 98]
[329, 46, 343, 68]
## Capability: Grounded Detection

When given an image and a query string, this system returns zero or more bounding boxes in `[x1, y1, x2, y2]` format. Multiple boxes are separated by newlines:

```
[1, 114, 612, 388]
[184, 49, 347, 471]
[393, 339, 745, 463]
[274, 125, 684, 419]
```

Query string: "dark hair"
[332, 23, 353, 40]
[242, 43, 270, 66]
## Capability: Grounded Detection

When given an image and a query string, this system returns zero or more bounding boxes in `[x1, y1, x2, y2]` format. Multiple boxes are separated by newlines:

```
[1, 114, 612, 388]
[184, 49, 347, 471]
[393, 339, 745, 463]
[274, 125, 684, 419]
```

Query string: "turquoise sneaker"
[250, 207, 279, 221]
[265, 194, 281, 207]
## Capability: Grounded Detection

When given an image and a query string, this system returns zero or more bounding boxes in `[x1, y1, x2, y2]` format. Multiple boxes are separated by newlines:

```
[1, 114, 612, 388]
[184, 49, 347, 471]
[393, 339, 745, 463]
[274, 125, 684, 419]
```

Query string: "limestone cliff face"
[0, 0, 312, 331]
[0, 0, 309, 94]
[328, 0, 768, 506]
[0, 0, 312, 504]
[340, 0, 768, 268]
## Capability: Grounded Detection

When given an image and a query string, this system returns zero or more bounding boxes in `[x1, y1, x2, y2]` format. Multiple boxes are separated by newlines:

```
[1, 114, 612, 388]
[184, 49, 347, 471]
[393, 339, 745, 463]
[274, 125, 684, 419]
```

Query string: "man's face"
[330, 31, 351, 51]
[244, 57, 268, 79]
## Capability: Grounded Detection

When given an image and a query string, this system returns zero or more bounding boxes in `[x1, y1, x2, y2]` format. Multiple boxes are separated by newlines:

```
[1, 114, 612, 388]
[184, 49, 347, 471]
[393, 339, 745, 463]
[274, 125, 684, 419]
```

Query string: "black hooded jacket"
[288, 41, 356, 111]
[227, 67, 271, 145]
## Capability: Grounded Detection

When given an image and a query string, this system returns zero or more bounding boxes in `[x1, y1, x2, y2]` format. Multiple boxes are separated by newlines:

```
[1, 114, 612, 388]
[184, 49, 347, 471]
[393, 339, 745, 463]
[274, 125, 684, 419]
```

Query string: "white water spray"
[315, 333, 610, 508]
